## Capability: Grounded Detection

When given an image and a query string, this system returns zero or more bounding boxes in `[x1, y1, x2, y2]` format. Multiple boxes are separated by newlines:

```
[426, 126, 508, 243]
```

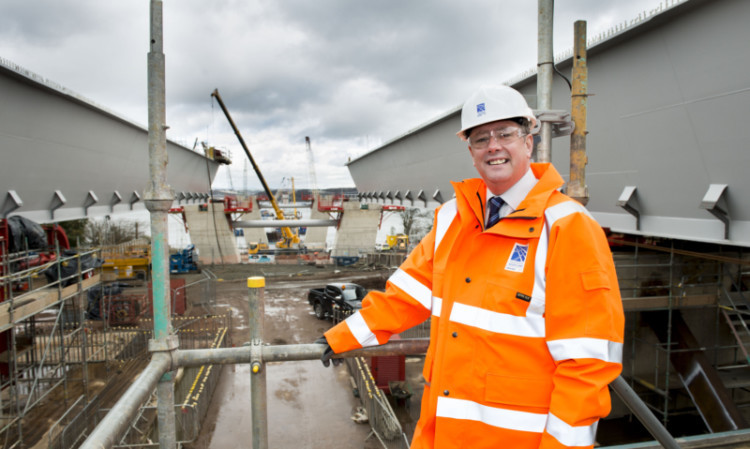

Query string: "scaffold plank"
[0, 274, 100, 331]
[621, 293, 717, 311]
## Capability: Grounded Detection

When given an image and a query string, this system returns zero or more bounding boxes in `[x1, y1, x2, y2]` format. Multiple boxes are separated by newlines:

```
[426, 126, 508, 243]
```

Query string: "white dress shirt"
[485, 168, 538, 226]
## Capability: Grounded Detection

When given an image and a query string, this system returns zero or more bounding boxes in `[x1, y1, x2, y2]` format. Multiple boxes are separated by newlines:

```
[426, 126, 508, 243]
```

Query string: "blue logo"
[511, 244, 527, 262]
[476, 102, 486, 117]
[505, 243, 528, 273]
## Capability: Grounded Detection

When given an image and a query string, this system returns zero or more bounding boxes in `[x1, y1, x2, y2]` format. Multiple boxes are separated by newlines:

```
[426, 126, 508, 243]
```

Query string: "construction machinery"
[211, 88, 300, 249]
[169, 244, 198, 274]
[247, 242, 269, 255]
[385, 234, 409, 251]
[100, 240, 150, 281]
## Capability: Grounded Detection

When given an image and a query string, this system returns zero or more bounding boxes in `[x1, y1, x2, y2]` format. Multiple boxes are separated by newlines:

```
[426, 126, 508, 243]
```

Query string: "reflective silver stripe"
[436, 397, 547, 433]
[389, 268, 432, 311]
[546, 413, 598, 447]
[545, 200, 592, 225]
[450, 302, 545, 338]
[529, 200, 592, 318]
[432, 296, 442, 317]
[434, 199, 458, 251]
[547, 337, 623, 363]
[529, 220, 548, 317]
[344, 311, 379, 347]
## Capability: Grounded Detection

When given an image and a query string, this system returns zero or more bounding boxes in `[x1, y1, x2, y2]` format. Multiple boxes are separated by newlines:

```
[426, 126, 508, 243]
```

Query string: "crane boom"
[210, 88, 299, 248]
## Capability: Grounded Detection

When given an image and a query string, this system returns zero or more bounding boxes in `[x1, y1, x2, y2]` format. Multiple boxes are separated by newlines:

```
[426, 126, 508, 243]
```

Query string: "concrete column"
[304, 205, 330, 249]
[183, 203, 241, 264]
[332, 201, 382, 257]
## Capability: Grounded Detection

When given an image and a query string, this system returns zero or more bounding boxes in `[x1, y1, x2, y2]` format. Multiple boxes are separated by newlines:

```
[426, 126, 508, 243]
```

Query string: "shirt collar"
[485, 168, 538, 213]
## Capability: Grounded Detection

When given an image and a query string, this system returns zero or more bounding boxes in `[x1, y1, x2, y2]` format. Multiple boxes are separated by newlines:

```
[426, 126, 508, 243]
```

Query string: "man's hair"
[464, 117, 530, 140]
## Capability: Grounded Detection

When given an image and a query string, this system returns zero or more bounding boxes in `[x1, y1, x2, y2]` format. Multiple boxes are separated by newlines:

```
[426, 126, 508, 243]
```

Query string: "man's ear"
[525, 135, 534, 157]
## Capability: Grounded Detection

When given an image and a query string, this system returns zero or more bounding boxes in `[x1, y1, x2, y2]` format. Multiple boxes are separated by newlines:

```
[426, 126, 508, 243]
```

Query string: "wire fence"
[344, 356, 409, 449]
[43, 313, 230, 449]
[332, 309, 412, 449]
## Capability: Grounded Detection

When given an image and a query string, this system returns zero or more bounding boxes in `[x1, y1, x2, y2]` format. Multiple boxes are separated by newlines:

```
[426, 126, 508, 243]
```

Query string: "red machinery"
[223, 195, 252, 213]
[368, 334, 406, 395]
[0, 218, 71, 375]
[0, 218, 71, 301]
[101, 293, 149, 326]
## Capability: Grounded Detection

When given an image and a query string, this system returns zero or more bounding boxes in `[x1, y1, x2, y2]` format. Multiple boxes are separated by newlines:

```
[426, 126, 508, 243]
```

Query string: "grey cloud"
[3, 0, 667, 192]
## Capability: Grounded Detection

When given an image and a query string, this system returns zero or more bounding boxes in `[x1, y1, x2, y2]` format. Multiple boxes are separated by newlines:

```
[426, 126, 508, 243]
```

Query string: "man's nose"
[487, 134, 503, 150]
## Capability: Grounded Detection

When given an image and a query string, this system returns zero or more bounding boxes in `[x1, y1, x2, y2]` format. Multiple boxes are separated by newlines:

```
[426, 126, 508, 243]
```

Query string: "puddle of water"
[206, 360, 370, 449]
[263, 304, 301, 326]
[266, 360, 371, 448]
[208, 365, 253, 447]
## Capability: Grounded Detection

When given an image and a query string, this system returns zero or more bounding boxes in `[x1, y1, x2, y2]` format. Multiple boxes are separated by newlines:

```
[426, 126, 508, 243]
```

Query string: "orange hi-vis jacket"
[325, 163, 624, 449]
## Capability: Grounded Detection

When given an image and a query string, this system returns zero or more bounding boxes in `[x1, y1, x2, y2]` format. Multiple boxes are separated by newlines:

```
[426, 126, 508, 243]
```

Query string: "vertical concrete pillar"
[332, 201, 382, 257]
[183, 203, 241, 264]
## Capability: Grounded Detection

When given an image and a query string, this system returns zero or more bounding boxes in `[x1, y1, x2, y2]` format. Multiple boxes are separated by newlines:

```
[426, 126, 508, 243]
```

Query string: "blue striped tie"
[487, 196, 505, 228]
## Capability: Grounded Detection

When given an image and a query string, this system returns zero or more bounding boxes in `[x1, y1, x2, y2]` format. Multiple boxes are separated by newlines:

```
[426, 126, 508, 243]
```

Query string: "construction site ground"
[181, 261, 424, 449]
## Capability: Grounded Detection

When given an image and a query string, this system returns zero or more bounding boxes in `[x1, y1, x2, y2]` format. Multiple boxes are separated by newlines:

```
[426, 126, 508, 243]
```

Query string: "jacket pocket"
[485, 372, 553, 409]
[581, 269, 610, 291]
[480, 282, 532, 316]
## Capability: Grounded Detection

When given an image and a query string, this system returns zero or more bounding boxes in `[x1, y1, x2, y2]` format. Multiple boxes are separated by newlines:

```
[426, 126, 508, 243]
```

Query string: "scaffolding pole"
[144, 1, 178, 449]
[536, 0, 554, 163]
[79, 277, 684, 449]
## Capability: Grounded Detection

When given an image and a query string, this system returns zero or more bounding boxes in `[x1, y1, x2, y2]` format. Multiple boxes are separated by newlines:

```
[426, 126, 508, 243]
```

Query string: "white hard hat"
[457, 85, 538, 141]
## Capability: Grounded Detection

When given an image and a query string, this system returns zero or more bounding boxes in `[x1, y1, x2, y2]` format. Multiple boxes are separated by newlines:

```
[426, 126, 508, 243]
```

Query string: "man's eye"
[475, 137, 489, 144]
[498, 132, 513, 140]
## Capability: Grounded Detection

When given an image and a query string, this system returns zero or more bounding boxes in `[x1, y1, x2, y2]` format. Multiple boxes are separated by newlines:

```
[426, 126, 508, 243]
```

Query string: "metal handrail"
[80, 273, 682, 449]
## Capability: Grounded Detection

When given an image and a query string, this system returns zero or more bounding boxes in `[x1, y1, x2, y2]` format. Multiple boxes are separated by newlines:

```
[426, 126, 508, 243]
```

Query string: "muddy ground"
[180, 262, 424, 449]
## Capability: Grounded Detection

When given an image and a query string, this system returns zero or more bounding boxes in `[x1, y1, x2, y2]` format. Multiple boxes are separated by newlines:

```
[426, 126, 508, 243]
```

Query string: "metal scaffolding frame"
[0, 244, 100, 449]
[78, 275, 686, 449]
[615, 241, 750, 435]
[73, 2, 750, 448]
[0, 238, 223, 449]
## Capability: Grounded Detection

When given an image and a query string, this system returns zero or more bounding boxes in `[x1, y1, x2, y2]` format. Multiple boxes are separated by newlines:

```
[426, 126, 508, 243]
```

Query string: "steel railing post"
[610, 376, 681, 449]
[248, 277, 268, 449]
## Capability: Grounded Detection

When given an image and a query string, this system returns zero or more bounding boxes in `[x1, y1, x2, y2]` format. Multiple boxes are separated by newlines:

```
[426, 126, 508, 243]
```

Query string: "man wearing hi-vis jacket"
[317, 85, 625, 449]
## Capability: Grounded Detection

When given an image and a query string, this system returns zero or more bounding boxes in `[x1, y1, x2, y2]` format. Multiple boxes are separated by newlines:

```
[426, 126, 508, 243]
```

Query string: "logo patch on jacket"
[505, 243, 528, 272]
[515, 292, 532, 302]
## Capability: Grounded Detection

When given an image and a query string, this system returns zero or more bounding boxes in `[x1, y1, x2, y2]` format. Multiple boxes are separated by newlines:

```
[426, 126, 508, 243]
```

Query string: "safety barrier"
[49, 394, 102, 449]
[344, 356, 409, 449]
[333, 307, 410, 448]
[43, 314, 229, 449]
[79, 279, 684, 449]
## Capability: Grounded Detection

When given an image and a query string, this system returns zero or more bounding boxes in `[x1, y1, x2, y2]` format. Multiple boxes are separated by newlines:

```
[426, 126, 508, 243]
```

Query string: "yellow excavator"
[211, 89, 300, 249]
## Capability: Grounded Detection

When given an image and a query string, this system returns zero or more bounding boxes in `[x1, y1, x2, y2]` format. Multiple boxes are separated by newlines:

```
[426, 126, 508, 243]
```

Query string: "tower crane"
[210, 89, 300, 249]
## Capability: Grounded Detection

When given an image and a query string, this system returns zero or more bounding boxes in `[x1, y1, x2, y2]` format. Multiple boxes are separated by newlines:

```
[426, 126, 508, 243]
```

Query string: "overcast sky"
[1, 0, 670, 192]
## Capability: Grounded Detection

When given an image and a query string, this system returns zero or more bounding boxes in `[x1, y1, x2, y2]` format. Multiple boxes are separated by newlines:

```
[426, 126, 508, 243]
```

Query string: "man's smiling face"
[467, 119, 533, 195]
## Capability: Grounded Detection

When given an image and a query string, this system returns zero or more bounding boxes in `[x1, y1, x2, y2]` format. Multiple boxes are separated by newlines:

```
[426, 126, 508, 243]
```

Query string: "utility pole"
[568, 20, 589, 206]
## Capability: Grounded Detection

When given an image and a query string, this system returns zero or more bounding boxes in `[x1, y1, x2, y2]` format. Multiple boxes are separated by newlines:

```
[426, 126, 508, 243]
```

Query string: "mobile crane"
[211, 89, 300, 249]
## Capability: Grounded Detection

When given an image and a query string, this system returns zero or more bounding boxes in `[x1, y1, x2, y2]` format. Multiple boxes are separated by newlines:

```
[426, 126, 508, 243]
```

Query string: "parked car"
[308, 283, 368, 320]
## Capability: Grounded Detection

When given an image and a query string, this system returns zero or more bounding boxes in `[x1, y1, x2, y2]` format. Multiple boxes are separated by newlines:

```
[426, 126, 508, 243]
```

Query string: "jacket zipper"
[476, 191, 485, 230]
